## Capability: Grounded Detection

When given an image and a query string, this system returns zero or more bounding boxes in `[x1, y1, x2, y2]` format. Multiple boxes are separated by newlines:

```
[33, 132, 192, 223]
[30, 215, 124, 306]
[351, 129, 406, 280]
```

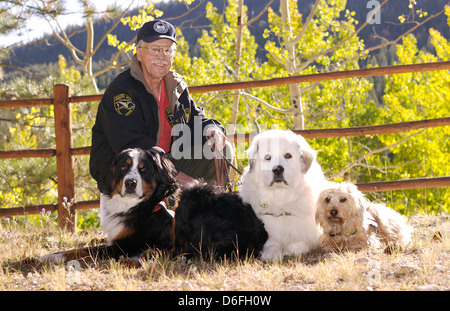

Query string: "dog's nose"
[272, 165, 284, 176]
[124, 179, 137, 191]
[330, 209, 338, 217]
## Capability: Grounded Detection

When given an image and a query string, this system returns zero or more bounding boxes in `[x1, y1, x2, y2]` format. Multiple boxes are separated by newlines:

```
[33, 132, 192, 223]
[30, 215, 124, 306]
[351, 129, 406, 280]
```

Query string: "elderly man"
[89, 19, 227, 194]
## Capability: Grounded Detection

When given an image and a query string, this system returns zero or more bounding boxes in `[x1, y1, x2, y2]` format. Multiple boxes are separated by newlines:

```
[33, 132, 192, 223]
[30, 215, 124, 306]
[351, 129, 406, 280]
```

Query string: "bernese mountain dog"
[39, 147, 178, 264]
[175, 182, 268, 259]
[39, 147, 267, 264]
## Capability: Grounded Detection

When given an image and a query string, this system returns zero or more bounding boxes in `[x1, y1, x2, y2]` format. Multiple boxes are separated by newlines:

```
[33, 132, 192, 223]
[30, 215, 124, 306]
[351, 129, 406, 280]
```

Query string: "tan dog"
[315, 182, 412, 252]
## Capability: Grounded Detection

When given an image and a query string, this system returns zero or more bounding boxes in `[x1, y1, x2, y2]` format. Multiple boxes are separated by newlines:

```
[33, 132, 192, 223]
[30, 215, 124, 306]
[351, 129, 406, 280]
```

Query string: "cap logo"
[153, 21, 169, 34]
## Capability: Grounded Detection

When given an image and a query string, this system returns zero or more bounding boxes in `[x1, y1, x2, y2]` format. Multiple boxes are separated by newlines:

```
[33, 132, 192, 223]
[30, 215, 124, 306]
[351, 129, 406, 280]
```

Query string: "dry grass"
[0, 212, 448, 291]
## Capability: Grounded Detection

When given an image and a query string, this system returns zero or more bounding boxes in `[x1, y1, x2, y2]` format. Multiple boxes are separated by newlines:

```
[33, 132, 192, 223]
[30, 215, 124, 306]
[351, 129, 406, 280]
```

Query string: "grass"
[0, 212, 448, 291]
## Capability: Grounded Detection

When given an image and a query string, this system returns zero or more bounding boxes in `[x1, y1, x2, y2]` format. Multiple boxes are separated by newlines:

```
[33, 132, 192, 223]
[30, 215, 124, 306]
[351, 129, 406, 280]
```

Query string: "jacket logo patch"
[114, 94, 135, 116]
[183, 108, 191, 123]
[165, 107, 174, 126]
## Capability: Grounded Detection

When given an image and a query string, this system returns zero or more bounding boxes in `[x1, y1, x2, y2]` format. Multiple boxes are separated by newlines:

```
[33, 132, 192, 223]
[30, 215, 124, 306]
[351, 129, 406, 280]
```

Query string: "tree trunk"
[230, 0, 244, 134]
[280, 0, 304, 130]
[85, 17, 98, 93]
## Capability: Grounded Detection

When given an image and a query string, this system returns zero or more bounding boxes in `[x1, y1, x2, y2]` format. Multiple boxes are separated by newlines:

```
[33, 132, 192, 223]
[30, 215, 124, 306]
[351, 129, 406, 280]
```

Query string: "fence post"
[53, 84, 76, 231]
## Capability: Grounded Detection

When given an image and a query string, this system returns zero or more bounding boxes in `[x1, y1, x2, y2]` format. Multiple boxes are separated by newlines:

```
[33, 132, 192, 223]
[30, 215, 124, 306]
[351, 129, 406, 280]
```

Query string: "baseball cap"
[136, 20, 177, 45]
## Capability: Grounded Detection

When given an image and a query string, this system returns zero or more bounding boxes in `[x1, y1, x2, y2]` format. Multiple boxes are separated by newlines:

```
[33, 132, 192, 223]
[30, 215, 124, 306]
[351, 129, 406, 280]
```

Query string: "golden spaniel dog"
[315, 182, 412, 252]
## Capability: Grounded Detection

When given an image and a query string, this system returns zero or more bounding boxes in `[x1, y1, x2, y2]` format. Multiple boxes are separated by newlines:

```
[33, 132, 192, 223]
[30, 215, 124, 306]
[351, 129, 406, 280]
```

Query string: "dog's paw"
[260, 244, 283, 262]
[118, 256, 141, 269]
[284, 241, 311, 256]
[38, 253, 66, 264]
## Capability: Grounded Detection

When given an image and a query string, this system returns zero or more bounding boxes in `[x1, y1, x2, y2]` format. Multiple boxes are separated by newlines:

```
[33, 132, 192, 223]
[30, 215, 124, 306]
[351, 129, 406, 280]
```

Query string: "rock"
[180, 280, 193, 291]
[355, 257, 369, 264]
[433, 264, 445, 272]
[398, 264, 419, 276]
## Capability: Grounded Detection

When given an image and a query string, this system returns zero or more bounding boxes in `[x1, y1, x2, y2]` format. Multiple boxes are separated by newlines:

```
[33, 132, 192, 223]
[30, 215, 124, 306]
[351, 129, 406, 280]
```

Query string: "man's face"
[136, 38, 175, 81]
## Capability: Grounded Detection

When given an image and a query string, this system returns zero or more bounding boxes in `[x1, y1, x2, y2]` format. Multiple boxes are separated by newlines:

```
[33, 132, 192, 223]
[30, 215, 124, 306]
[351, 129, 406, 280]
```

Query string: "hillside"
[3, 0, 450, 90]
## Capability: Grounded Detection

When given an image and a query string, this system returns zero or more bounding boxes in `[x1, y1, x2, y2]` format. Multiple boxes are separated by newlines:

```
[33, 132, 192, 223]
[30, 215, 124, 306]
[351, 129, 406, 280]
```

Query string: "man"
[89, 19, 227, 194]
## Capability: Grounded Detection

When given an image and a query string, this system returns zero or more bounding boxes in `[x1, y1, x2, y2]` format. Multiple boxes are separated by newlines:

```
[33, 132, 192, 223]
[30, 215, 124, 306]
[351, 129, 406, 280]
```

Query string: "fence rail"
[1, 61, 450, 231]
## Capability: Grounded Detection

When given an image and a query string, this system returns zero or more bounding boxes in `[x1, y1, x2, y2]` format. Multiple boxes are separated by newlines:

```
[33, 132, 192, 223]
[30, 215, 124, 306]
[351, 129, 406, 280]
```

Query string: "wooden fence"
[1, 61, 450, 231]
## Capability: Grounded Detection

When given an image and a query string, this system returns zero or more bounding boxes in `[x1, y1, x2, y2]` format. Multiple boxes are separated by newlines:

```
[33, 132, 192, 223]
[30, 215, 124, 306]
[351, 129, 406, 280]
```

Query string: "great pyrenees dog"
[239, 130, 326, 261]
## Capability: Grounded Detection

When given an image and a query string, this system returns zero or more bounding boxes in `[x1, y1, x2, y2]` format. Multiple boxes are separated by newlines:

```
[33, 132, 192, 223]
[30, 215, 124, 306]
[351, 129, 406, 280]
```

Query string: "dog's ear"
[363, 212, 378, 230]
[295, 135, 315, 174]
[315, 206, 321, 227]
[150, 146, 165, 156]
[146, 147, 166, 169]
[344, 182, 359, 194]
[315, 188, 329, 227]
[351, 184, 370, 221]
[362, 200, 378, 230]
[300, 149, 314, 174]
[147, 149, 177, 181]
[146, 148, 178, 197]
[246, 139, 259, 172]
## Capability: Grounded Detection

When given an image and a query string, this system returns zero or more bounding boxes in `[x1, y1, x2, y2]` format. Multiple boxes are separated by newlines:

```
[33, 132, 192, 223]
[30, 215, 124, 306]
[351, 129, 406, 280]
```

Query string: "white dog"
[239, 130, 326, 261]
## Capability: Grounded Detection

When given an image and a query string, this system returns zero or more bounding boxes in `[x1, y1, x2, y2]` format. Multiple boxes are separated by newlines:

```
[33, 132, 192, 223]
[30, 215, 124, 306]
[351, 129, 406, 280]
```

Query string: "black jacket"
[89, 55, 224, 193]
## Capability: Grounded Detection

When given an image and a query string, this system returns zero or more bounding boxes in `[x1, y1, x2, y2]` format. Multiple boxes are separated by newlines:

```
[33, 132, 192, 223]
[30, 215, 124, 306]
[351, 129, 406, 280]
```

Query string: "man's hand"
[205, 128, 226, 151]
[176, 171, 196, 188]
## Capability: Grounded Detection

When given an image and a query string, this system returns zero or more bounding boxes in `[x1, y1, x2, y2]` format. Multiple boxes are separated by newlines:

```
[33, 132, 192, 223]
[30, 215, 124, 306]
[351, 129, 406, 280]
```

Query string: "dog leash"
[212, 144, 243, 193]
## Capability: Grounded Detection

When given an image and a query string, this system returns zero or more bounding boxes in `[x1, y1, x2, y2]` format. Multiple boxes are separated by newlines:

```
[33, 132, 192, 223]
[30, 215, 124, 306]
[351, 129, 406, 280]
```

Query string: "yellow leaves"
[107, 34, 120, 47]
[381, 32, 450, 208]
[416, 10, 428, 18]
[345, 10, 358, 24]
[120, 1, 163, 30]
[399, 1, 428, 23]
[57, 55, 81, 84]
[0, 189, 23, 207]
[395, 34, 419, 64]
[110, 1, 162, 53]
[429, 28, 450, 60]
[118, 41, 136, 53]
[446, 5, 450, 27]
[107, 34, 136, 54]
[178, 0, 195, 4]
[345, 10, 356, 17]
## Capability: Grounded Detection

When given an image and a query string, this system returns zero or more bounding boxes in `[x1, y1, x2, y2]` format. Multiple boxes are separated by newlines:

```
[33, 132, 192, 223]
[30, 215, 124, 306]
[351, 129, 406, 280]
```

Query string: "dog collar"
[260, 203, 292, 217]
[153, 201, 175, 218]
[164, 189, 182, 211]
[153, 204, 163, 213]
[262, 211, 292, 217]
[329, 229, 358, 237]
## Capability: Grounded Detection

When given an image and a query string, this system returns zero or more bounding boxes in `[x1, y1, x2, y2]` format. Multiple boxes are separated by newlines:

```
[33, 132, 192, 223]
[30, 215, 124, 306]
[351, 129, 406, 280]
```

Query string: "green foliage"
[377, 30, 450, 214]
[174, 0, 261, 127]
[77, 210, 101, 231]
[0, 54, 99, 229]
[171, 0, 448, 214]
[174, 0, 376, 177]
[1, 81, 57, 208]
